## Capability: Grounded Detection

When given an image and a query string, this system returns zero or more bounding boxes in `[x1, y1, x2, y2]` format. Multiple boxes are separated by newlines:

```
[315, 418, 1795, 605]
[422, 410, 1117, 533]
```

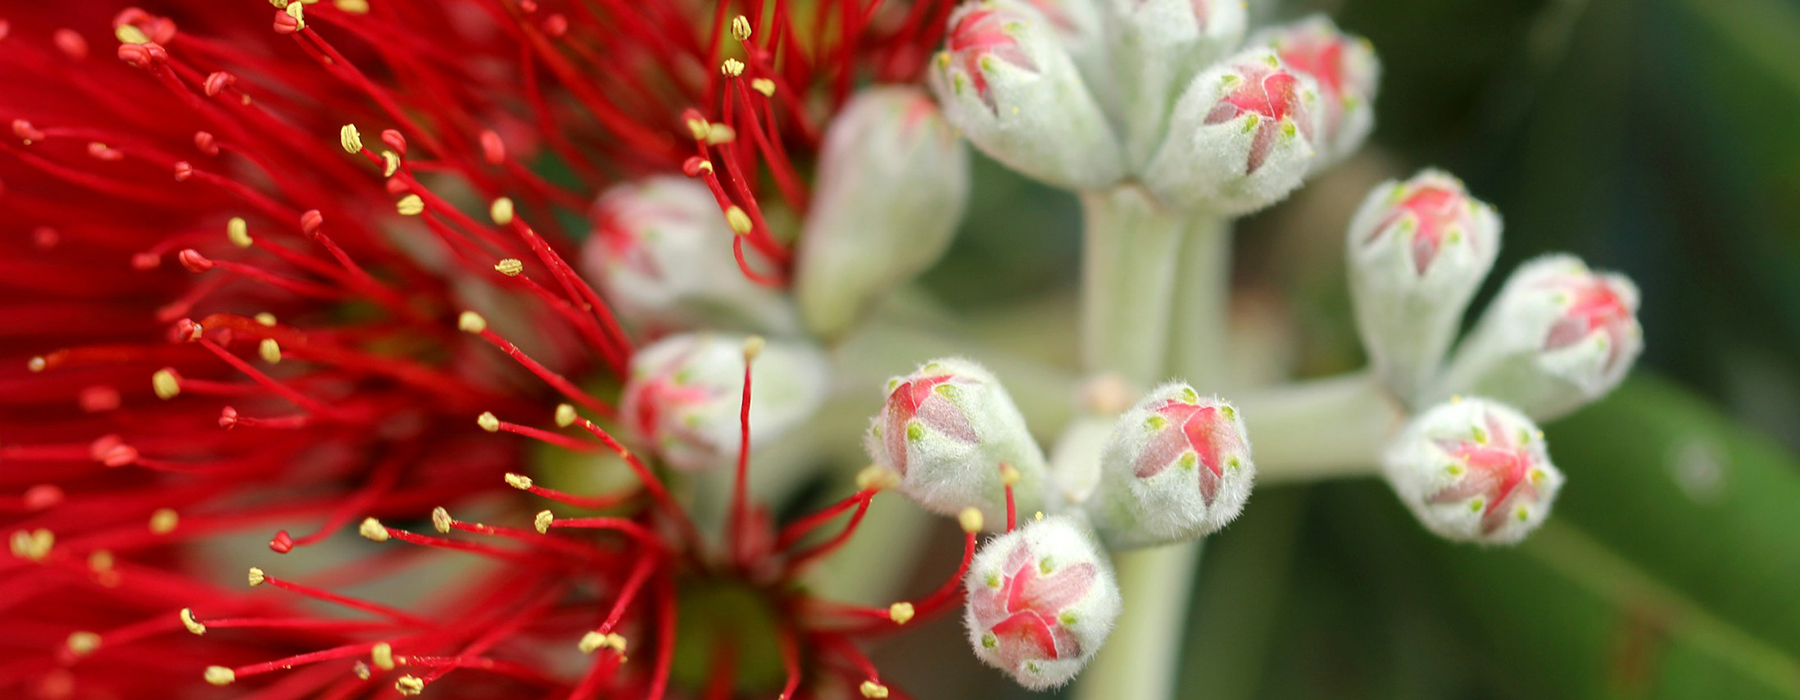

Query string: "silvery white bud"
[1026, 0, 1110, 94]
[621, 334, 827, 471]
[1105, 0, 1247, 166]
[929, 0, 1125, 190]
[581, 177, 796, 336]
[965, 514, 1120, 690]
[1084, 383, 1253, 548]
[1347, 170, 1501, 405]
[1384, 398, 1563, 545]
[1247, 15, 1379, 170]
[1436, 255, 1644, 421]
[1144, 49, 1324, 215]
[864, 358, 1050, 527]
[794, 87, 971, 340]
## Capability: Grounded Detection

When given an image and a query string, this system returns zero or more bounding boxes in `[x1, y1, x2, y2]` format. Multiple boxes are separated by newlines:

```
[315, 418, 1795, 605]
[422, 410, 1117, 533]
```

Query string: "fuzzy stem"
[1236, 372, 1405, 484]
[1165, 217, 1234, 389]
[1080, 540, 1204, 700]
[1079, 187, 1194, 387]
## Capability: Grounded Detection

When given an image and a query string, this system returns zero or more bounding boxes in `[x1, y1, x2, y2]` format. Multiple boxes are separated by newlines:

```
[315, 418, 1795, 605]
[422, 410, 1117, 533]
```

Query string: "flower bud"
[1248, 16, 1379, 169]
[864, 358, 1049, 526]
[794, 87, 971, 340]
[965, 514, 1120, 690]
[1144, 49, 1323, 215]
[1384, 398, 1563, 545]
[582, 177, 796, 336]
[1435, 255, 1643, 420]
[1083, 383, 1253, 548]
[1104, 0, 1247, 166]
[621, 334, 827, 471]
[929, 0, 1125, 190]
[1347, 170, 1501, 404]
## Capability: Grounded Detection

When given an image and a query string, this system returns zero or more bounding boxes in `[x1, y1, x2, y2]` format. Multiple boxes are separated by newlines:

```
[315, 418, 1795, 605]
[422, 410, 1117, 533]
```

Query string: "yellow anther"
[705, 124, 737, 144]
[269, 0, 288, 8]
[10, 529, 54, 561]
[999, 463, 1021, 486]
[116, 25, 150, 45]
[27, 356, 46, 372]
[730, 15, 752, 41]
[371, 642, 395, 670]
[285, 2, 306, 30]
[395, 194, 425, 216]
[578, 631, 606, 654]
[534, 510, 555, 534]
[247, 567, 266, 587]
[88, 550, 114, 572]
[180, 608, 207, 635]
[685, 117, 710, 141]
[227, 217, 252, 248]
[152, 368, 181, 400]
[338, 124, 362, 154]
[724, 206, 752, 234]
[554, 403, 577, 428]
[888, 602, 915, 625]
[431, 507, 452, 534]
[258, 338, 282, 364]
[504, 473, 533, 490]
[860, 681, 890, 698]
[605, 633, 628, 654]
[457, 311, 487, 333]
[149, 508, 179, 535]
[855, 466, 899, 492]
[358, 517, 389, 542]
[743, 335, 765, 360]
[494, 258, 524, 276]
[958, 507, 984, 533]
[691, 159, 714, 173]
[1034, 511, 1045, 521]
[477, 412, 500, 432]
[395, 675, 424, 695]
[66, 632, 101, 656]
[490, 196, 514, 225]
[254, 312, 278, 327]
[334, 0, 371, 13]
[721, 58, 745, 77]
[381, 150, 400, 177]
[751, 78, 775, 96]
[204, 666, 236, 686]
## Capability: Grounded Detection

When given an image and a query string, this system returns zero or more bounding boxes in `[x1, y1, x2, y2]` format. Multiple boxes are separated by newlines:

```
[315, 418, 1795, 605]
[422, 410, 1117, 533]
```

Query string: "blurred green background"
[895, 0, 1800, 697]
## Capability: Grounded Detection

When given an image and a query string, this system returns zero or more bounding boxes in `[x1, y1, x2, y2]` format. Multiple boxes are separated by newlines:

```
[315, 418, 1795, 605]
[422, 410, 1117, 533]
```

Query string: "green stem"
[1079, 187, 1195, 387]
[1235, 372, 1405, 484]
[1165, 216, 1234, 390]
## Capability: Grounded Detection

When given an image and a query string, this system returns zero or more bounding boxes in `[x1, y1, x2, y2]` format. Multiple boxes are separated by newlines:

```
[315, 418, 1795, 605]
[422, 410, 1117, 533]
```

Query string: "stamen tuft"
[458, 311, 487, 334]
[554, 403, 577, 427]
[490, 197, 514, 225]
[339, 124, 363, 154]
[227, 217, 252, 248]
[372, 642, 395, 670]
[247, 567, 265, 587]
[861, 680, 890, 698]
[504, 473, 533, 490]
[534, 510, 554, 534]
[494, 258, 524, 276]
[395, 675, 424, 695]
[152, 368, 181, 400]
[66, 631, 101, 657]
[430, 507, 452, 533]
[258, 338, 282, 364]
[958, 507, 984, 533]
[476, 412, 500, 432]
[149, 508, 179, 534]
[888, 602, 915, 625]
[204, 666, 235, 686]
[180, 608, 207, 635]
[358, 517, 389, 542]
[396, 194, 425, 216]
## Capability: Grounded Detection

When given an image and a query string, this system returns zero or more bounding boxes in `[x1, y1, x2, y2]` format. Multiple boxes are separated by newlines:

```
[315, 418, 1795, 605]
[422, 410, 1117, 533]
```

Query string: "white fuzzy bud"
[1144, 49, 1323, 216]
[1384, 398, 1563, 545]
[1104, 0, 1247, 166]
[1247, 15, 1380, 170]
[1435, 255, 1643, 421]
[965, 514, 1120, 690]
[928, 0, 1125, 190]
[1083, 383, 1253, 548]
[581, 177, 797, 335]
[621, 334, 828, 471]
[864, 358, 1050, 527]
[794, 87, 971, 339]
[1347, 170, 1502, 405]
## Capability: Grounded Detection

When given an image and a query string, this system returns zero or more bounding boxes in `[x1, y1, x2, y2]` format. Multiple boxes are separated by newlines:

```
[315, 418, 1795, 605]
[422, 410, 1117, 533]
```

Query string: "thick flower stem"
[1079, 187, 1198, 388]
[1236, 372, 1405, 483]
[1166, 216, 1235, 389]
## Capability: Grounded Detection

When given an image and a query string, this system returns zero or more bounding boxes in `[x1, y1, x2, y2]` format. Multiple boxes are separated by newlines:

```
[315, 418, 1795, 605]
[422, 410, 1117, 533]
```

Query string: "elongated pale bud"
[1026, 0, 1109, 97]
[864, 358, 1049, 527]
[1104, 0, 1247, 166]
[622, 334, 827, 471]
[1083, 383, 1252, 548]
[928, 0, 1124, 190]
[581, 177, 796, 335]
[1248, 15, 1379, 170]
[1435, 255, 1643, 420]
[1384, 398, 1563, 544]
[1347, 170, 1501, 405]
[965, 514, 1119, 689]
[1144, 49, 1323, 215]
[794, 87, 971, 339]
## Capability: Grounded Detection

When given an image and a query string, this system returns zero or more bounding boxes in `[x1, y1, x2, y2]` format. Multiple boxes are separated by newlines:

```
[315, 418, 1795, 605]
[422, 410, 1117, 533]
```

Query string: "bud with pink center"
[864, 358, 1050, 527]
[965, 514, 1120, 689]
[1104, 0, 1247, 166]
[1385, 398, 1563, 545]
[1248, 15, 1379, 170]
[1347, 170, 1501, 404]
[1435, 255, 1643, 420]
[1145, 49, 1323, 215]
[929, 0, 1124, 190]
[621, 334, 827, 471]
[1082, 382, 1253, 548]
[581, 177, 797, 336]
[794, 87, 970, 340]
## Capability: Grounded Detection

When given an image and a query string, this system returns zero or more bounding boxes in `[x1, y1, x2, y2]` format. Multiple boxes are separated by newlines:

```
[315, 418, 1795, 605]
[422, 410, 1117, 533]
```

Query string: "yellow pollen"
[999, 463, 1021, 486]
[731, 15, 752, 41]
[489, 197, 514, 225]
[258, 338, 282, 364]
[180, 608, 207, 635]
[27, 356, 46, 372]
[1034, 511, 1044, 521]
[888, 602, 915, 625]
[152, 368, 181, 400]
[10, 529, 54, 561]
[116, 25, 150, 45]
[958, 507, 984, 533]
[254, 312, 278, 327]
[705, 124, 737, 144]
[855, 466, 899, 491]
[338, 124, 362, 154]
[285, 2, 306, 30]
[554, 403, 577, 427]
[66, 632, 101, 656]
[457, 311, 488, 333]
[334, 0, 370, 13]
[494, 258, 524, 276]
[743, 335, 765, 360]
[270, 0, 288, 8]
[751, 78, 775, 96]
[88, 550, 114, 572]
[395, 194, 425, 216]
[722, 58, 745, 77]
[578, 631, 606, 654]
[395, 675, 424, 695]
[149, 508, 179, 535]
[605, 633, 628, 654]
[227, 217, 252, 248]
[381, 150, 400, 177]
[685, 117, 710, 141]
[692, 159, 714, 173]
[204, 666, 236, 686]
[860, 681, 890, 698]
[247, 567, 265, 587]
[358, 517, 389, 542]
[431, 507, 452, 533]
[724, 206, 752, 234]
[534, 510, 555, 534]
[504, 473, 533, 490]
[476, 412, 500, 432]
[371, 642, 395, 670]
